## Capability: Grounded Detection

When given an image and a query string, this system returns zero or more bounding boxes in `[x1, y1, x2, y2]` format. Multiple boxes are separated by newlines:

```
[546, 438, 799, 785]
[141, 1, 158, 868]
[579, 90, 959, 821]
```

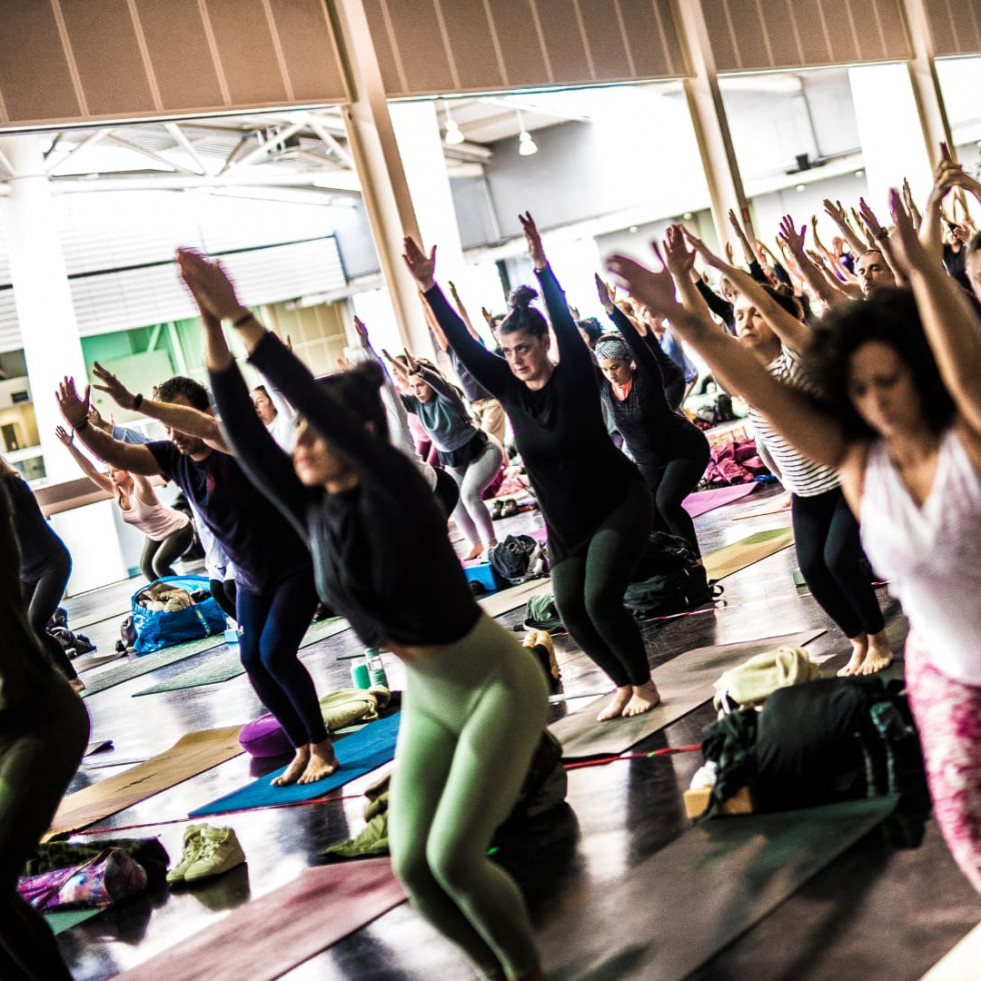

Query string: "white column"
[0, 134, 127, 590]
[902, 0, 955, 166]
[674, 0, 752, 244]
[0, 134, 86, 484]
[848, 64, 934, 212]
[334, 0, 435, 358]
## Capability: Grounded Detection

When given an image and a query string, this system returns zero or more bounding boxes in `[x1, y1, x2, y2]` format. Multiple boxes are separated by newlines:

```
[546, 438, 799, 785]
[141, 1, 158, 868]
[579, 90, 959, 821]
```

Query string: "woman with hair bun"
[405, 213, 661, 722]
[593, 275, 710, 559]
[178, 248, 549, 981]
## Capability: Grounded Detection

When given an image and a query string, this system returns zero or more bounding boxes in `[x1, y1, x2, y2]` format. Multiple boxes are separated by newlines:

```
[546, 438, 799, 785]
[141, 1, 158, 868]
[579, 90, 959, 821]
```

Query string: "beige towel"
[713, 645, 822, 711]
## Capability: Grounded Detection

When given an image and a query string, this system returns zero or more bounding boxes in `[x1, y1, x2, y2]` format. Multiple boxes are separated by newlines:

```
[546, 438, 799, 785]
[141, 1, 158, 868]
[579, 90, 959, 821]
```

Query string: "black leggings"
[210, 578, 238, 620]
[20, 552, 77, 682]
[638, 450, 709, 556]
[236, 570, 325, 748]
[0, 674, 89, 981]
[140, 523, 194, 581]
[792, 487, 885, 639]
[550, 479, 653, 688]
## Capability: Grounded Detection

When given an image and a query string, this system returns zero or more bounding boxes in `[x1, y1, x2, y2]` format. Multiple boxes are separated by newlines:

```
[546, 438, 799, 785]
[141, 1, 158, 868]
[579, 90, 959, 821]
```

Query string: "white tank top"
[860, 428, 981, 685]
[120, 493, 190, 542]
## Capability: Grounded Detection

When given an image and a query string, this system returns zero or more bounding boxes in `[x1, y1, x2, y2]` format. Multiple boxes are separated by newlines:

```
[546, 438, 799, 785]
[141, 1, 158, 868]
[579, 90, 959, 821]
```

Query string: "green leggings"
[389, 613, 549, 980]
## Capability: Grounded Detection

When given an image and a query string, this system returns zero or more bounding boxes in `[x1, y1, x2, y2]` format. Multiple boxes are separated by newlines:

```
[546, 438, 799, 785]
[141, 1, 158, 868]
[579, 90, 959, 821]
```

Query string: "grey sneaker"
[183, 825, 246, 882]
[166, 824, 206, 883]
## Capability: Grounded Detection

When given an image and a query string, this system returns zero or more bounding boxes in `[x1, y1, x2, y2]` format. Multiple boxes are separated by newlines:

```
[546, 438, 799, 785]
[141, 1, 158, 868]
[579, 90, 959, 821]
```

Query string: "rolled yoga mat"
[111, 858, 406, 981]
[189, 712, 401, 818]
[45, 726, 244, 840]
[549, 629, 825, 759]
[682, 483, 758, 518]
[537, 795, 899, 981]
[703, 526, 795, 582]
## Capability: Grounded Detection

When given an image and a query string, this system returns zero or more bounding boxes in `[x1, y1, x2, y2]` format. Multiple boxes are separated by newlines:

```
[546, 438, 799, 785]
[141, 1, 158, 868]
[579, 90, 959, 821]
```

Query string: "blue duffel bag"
[131, 575, 227, 654]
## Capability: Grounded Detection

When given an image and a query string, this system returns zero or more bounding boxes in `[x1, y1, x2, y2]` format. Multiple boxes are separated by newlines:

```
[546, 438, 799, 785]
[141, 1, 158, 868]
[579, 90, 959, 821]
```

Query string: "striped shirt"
[748, 346, 840, 498]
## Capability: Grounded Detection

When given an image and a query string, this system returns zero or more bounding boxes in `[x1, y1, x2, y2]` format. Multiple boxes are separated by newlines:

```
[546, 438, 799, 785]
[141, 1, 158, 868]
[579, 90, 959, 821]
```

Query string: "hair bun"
[508, 284, 538, 310]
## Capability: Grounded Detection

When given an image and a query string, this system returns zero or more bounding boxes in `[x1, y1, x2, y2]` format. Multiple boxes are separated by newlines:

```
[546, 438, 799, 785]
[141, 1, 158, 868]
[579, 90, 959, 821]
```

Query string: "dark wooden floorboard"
[53, 486, 979, 980]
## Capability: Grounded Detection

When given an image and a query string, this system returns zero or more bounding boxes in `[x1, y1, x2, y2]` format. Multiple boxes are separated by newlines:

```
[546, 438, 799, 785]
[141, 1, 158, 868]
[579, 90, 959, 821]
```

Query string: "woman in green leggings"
[179, 249, 548, 981]
[0, 483, 89, 981]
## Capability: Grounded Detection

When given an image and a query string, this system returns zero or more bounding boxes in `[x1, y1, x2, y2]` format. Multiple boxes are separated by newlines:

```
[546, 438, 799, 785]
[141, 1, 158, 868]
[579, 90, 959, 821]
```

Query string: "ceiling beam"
[105, 132, 200, 175]
[164, 122, 208, 175]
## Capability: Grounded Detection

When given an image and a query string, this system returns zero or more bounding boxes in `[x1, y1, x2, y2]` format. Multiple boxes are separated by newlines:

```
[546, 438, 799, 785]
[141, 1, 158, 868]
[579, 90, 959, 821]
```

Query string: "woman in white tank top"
[56, 426, 193, 582]
[606, 188, 981, 894]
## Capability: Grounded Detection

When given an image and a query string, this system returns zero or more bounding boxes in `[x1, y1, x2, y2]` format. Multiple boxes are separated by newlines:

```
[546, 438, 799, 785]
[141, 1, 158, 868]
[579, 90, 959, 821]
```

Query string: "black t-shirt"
[145, 441, 310, 594]
[426, 266, 644, 562]
[3, 473, 69, 582]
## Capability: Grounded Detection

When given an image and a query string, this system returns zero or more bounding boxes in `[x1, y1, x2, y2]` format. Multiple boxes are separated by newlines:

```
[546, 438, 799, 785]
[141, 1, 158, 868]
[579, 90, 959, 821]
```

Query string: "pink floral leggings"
[905, 640, 981, 894]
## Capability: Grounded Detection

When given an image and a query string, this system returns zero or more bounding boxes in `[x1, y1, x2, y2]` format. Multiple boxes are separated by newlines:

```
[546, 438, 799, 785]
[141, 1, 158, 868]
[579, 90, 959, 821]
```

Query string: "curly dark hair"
[802, 287, 955, 440]
[576, 317, 604, 347]
[499, 284, 548, 340]
[157, 376, 211, 412]
[315, 360, 389, 440]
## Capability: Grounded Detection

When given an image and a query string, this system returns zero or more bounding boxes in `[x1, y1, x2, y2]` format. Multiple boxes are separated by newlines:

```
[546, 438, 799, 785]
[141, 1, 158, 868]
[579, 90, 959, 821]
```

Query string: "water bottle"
[364, 648, 389, 689]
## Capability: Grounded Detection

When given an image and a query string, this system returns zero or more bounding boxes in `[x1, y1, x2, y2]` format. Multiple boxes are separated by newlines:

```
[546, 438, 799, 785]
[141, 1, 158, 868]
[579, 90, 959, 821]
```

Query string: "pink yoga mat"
[683, 484, 757, 518]
[113, 859, 406, 981]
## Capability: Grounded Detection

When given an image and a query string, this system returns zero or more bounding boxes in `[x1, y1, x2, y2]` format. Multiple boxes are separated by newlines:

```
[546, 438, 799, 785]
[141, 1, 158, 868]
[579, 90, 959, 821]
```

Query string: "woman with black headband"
[594, 276, 710, 560]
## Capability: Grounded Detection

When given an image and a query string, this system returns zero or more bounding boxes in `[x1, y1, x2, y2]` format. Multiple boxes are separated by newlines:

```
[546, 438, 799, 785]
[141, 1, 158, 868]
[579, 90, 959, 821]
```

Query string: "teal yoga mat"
[538, 795, 899, 981]
[189, 712, 401, 817]
[43, 908, 102, 935]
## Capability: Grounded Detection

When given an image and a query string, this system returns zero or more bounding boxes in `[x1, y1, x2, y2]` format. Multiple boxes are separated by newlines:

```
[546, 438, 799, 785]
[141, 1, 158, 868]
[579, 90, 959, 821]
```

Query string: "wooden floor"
[54, 484, 980, 980]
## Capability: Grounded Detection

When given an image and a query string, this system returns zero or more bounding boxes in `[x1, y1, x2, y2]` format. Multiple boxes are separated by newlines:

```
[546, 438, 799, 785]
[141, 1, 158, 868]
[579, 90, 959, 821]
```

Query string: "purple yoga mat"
[113, 859, 406, 981]
[683, 484, 757, 518]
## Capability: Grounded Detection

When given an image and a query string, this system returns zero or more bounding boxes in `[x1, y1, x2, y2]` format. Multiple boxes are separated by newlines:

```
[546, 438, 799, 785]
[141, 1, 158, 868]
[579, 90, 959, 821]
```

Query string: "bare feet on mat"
[597, 686, 632, 721]
[298, 739, 340, 784]
[622, 679, 661, 717]
[857, 632, 894, 676]
[463, 543, 484, 561]
[837, 637, 868, 677]
[272, 746, 311, 786]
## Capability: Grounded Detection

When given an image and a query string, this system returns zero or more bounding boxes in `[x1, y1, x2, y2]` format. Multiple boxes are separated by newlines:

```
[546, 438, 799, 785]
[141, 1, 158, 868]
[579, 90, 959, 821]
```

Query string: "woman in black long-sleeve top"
[404, 213, 660, 721]
[594, 277, 711, 559]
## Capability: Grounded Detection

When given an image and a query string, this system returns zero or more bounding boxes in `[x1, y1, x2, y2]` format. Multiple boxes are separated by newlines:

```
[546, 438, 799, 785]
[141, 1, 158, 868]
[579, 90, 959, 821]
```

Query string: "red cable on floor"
[563, 744, 702, 771]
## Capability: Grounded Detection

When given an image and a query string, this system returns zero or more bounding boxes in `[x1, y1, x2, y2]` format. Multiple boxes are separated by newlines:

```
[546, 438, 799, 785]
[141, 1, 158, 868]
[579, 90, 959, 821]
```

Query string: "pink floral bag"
[18, 847, 148, 910]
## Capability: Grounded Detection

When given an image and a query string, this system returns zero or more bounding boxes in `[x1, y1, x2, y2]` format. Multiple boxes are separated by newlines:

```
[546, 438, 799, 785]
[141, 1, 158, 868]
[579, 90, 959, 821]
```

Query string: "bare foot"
[597, 686, 632, 721]
[298, 739, 341, 784]
[837, 637, 868, 677]
[622, 680, 661, 717]
[272, 746, 311, 787]
[463, 543, 484, 561]
[857, 635, 894, 676]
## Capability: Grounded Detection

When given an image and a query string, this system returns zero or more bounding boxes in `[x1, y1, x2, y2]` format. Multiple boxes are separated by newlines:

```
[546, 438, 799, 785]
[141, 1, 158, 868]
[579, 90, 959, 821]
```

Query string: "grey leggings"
[448, 438, 503, 547]
[140, 522, 194, 582]
[390, 613, 548, 980]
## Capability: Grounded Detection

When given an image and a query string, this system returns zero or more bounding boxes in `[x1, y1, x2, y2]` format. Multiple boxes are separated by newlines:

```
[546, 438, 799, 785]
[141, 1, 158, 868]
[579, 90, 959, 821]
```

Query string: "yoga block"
[464, 562, 497, 593]
[224, 626, 240, 645]
[683, 785, 756, 820]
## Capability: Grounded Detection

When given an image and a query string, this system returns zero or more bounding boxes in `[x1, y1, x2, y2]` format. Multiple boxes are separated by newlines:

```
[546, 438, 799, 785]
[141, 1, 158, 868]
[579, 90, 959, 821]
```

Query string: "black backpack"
[624, 533, 717, 619]
[489, 535, 543, 587]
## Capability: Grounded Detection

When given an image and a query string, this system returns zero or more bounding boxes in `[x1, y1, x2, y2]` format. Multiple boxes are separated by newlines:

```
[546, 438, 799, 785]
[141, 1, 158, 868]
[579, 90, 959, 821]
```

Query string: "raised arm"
[54, 425, 113, 493]
[858, 197, 907, 287]
[401, 238, 512, 395]
[606, 249, 848, 471]
[518, 211, 590, 369]
[178, 248, 426, 507]
[683, 227, 813, 354]
[889, 190, 981, 436]
[777, 215, 850, 310]
[447, 280, 482, 343]
[56, 378, 163, 476]
[823, 199, 868, 257]
[90, 362, 230, 454]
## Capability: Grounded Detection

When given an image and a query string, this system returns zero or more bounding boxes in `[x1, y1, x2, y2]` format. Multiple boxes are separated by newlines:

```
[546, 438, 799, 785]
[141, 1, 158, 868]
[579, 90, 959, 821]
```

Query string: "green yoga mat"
[550, 629, 825, 759]
[133, 651, 245, 695]
[703, 526, 795, 582]
[537, 795, 899, 980]
[43, 908, 102, 935]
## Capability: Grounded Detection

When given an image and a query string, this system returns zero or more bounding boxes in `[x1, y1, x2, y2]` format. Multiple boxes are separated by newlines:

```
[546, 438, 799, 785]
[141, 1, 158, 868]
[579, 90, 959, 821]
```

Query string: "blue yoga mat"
[188, 712, 401, 817]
